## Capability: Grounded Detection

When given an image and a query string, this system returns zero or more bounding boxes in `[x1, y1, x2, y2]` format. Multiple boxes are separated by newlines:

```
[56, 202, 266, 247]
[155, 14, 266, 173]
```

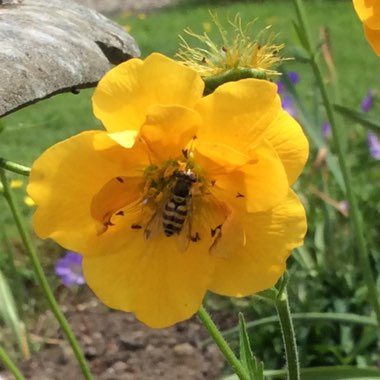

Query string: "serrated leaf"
[238, 313, 264, 380]
[334, 104, 380, 133]
[239, 313, 256, 380]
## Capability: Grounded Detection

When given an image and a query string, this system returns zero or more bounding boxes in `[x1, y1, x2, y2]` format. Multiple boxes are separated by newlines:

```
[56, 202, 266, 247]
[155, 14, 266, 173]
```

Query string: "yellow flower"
[27, 53, 308, 328]
[123, 24, 132, 33]
[353, 0, 380, 55]
[24, 196, 35, 207]
[10, 179, 24, 189]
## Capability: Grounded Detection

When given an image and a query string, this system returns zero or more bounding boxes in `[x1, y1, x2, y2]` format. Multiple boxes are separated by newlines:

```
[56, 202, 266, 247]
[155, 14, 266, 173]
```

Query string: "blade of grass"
[0, 345, 26, 380]
[223, 365, 380, 380]
[202, 312, 376, 346]
[0, 269, 30, 359]
[334, 104, 380, 133]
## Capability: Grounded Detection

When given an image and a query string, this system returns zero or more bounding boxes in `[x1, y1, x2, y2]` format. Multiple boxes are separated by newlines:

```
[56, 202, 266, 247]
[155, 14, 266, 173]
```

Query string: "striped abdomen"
[163, 195, 188, 236]
[163, 173, 194, 237]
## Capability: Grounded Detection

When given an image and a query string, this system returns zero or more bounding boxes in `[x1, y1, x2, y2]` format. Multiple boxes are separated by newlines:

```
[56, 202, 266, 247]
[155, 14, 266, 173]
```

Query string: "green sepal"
[254, 288, 279, 304]
[203, 68, 268, 95]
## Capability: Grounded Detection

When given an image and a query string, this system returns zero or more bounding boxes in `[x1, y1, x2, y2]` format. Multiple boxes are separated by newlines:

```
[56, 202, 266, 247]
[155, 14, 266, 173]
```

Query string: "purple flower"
[55, 251, 85, 286]
[288, 71, 300, 85]
[322, 122, 331, 139]
[368, 132, 380, 160]
[276, 72, 300, 95]
[281, 95, 297, 117]
[276, 81, 285, 95]
[361, 90, 375, 113]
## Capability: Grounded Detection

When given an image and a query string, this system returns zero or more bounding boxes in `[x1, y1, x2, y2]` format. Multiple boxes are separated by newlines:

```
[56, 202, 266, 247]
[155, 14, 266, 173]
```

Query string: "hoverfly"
[144, 169, 198, 251]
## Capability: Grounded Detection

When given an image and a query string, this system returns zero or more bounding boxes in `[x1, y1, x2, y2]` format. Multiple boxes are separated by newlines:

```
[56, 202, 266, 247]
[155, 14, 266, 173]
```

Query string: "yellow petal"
[243, 139, 289, 212]
[199, 192, 246, 258]
[353, 0, 380, 29]
[195, 78, 281, 153]
[82, 223, 215, 328]
[365, 25, 380, 55]
[194, 142, 251, 174]
[27, 131, 149, 254]
[209, 190, 307, 296]
[90, 176, 144, 231]
[194, 139, 288, 213]
[106, 130, 139, 149]
[139, 105, 200, 163]
[93, 53, 205, 132]
[264, 110, 309, 185]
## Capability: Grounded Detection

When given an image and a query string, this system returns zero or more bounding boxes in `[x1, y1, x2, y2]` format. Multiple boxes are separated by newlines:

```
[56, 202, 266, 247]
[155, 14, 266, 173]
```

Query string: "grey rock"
[0, 0, 140, 117]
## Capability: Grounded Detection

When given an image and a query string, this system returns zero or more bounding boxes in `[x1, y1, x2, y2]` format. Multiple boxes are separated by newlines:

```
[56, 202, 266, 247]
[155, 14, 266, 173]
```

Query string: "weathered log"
[0, 0, 140, 117]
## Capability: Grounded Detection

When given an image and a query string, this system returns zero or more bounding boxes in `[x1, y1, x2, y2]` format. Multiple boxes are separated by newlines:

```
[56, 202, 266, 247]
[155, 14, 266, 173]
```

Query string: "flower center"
[93, 148, 219, 251]
[140, 153, 210, 243]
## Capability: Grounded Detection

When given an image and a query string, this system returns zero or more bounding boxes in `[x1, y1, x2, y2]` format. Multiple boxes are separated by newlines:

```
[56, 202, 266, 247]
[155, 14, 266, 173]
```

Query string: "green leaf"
[254, 288, 278, 303]
[291, 20, 309, 51]
[298, 366, 380, 380]
[238, 313, 265, 380]
[239, 313, 256, 380]
[0, 269, 30, 359]
[224, 366, 380, 380]
[334, 104, 380, 133]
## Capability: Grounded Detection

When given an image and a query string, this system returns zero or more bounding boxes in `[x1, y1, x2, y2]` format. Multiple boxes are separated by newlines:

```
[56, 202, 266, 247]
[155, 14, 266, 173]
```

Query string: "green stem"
[197, 305, 250, 380]
[275, 290, 300, 380]
[0, 158, 30, 176]
[292, 0, 380, 328]
[0, 345, 26, 380]
[0, 169, 93, 380]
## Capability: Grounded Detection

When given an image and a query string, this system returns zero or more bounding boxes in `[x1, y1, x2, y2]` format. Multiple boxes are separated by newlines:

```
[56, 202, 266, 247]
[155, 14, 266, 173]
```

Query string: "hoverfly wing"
[144, 210, 162, 240]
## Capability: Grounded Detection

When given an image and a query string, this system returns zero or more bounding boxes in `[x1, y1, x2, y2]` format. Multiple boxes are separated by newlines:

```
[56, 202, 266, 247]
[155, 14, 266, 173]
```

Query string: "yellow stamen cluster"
[142, 155, 209, 210]
[176, 13, 287, 78]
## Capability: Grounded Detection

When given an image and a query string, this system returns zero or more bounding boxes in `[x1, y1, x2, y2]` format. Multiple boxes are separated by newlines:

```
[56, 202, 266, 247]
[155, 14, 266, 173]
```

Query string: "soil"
[1, 288, 225, 380]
